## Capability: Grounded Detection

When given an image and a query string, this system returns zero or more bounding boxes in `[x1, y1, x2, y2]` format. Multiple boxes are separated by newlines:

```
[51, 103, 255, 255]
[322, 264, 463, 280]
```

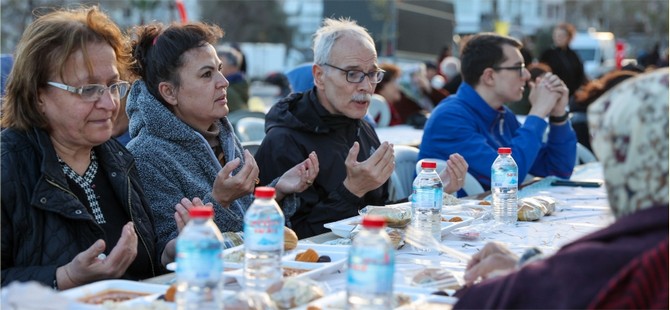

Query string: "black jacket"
[540, 47, 587, 96]
[255, 89, 389, 238]
[1, 128, 166, 287]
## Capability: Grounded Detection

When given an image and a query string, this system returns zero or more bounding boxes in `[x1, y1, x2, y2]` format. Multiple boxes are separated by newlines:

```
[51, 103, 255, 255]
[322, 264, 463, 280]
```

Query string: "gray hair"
[312, 17, 375, 65]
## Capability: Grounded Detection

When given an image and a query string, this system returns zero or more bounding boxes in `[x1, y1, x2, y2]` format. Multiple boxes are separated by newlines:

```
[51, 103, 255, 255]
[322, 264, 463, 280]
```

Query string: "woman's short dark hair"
[129, 22, 224, 106]
[2, 6, 130, 130]
[460, 33, 522, 86]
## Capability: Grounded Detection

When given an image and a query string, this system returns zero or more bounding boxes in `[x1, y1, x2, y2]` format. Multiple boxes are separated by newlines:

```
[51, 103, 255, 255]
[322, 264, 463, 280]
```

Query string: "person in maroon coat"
[454, 68, 669, 309]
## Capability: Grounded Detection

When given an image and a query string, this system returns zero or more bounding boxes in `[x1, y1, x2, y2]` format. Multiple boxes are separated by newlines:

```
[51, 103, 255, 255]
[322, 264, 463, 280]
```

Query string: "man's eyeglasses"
[47, 81, 130, 102]
[492, 63, 526, 77]
[323, 63, 385, 84]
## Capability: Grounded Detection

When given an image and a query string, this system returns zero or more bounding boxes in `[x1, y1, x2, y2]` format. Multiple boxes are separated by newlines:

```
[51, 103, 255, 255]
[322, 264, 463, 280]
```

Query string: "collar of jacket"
[29, 127, 134, 215]
[456, 82, 509, 125]
[267, 87, 363, 134]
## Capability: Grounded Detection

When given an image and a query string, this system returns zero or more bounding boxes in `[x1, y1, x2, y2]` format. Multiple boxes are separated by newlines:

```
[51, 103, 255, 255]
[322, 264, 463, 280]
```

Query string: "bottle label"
[492, 169, 518, 188]
[347, 248, 394, 294]
[176, 244, 223, 282]
[412, 187, 443, 210]
[244, 212, 284, 251]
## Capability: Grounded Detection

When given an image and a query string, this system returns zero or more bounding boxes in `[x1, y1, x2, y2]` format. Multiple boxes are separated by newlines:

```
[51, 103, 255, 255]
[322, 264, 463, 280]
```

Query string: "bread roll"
[284, 226, 298, 251]
[517, 203, 543, 221]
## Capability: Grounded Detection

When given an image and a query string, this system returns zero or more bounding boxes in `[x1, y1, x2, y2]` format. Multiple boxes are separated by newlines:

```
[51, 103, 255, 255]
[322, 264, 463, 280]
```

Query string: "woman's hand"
[56, 222, 138, 290]
[463, 242, 519, 285]
[440, 153, 469, 194]
[174, 197, 212, 232]
[275, 152, 319, 201]
[211, 150, 259, 207]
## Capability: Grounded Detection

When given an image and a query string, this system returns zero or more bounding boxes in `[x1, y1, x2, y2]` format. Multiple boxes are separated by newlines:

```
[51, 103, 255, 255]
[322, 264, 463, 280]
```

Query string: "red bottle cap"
[189, 206, 214, 218]
[361, 215, 387, 228]
[498, 147, 512, 154]
[254, 186, 276, 199]
[421, 160, 437, 169]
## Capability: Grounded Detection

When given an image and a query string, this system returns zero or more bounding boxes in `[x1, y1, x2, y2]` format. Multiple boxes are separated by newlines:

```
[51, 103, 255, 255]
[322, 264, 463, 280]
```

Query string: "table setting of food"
[7, 163, 611, 309]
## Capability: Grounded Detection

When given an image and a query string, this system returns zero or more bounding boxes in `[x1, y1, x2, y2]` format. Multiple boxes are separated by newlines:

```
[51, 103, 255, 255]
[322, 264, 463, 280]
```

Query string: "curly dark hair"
[129, 22, 224, 106]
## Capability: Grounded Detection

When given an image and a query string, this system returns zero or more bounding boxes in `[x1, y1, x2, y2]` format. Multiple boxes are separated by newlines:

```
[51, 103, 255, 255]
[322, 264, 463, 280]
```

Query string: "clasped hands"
[528, 72, 570, 120]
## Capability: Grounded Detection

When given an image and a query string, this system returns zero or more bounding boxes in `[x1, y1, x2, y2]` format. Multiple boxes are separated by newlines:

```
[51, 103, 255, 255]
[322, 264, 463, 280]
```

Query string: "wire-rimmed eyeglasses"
[492, 63, 526, 77]
[323, 63, 385, 84]
[47, 81, 130, 102]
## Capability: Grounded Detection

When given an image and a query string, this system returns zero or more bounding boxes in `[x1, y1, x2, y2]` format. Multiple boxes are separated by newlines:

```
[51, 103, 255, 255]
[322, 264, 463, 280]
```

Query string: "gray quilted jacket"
[126, 81, 297, 248]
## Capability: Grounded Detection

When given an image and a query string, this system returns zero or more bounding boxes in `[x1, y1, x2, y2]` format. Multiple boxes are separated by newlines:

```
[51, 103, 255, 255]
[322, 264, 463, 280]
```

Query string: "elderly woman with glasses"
[1, 6, 169, 289]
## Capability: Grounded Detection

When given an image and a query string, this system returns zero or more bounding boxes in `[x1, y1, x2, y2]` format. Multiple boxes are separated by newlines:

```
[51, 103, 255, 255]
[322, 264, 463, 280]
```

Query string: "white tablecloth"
[375, 125, 423, 147]
[310, 162, 613, 294]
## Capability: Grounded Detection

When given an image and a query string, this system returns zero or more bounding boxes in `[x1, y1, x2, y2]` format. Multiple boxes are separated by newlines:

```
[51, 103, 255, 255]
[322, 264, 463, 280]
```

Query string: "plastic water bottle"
[411, 160, 444, 245]
[347, 215, 395, 309]
[175, 206, 224, 310]
[244, 187, 285, 292]
[491, 147, 519, 225]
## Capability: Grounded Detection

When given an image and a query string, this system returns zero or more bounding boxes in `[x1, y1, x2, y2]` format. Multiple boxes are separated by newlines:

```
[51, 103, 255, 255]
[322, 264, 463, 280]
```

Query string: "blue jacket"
[419, 83, 576, 193]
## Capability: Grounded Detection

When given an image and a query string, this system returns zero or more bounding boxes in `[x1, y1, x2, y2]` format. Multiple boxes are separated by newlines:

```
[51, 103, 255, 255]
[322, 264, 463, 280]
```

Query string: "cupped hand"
[439, 153, 469, 194]
[174, 197, 212, 232]
[57, 222, 138, 290]
[275, 151, 319, 201]
[343, 142, 395, 197]
[211, 150, 259, 206]
[463, 242, 518, 285]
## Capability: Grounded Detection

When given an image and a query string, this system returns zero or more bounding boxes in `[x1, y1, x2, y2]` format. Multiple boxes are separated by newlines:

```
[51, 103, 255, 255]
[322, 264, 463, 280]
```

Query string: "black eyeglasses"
[323, 63, 385, 84]
[47, 81, 130, 102]
[492, 63, 526, 77]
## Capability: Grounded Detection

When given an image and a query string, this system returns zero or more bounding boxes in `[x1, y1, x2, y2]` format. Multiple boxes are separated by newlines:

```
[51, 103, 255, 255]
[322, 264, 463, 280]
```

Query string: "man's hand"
[463, 242, 519, 285]
[528, 73, 563, 118]
[343, 142, 395, 197]
[439, 153, 469, 194]
[211, 150, 259, 206]
[275, 151, 320, 201]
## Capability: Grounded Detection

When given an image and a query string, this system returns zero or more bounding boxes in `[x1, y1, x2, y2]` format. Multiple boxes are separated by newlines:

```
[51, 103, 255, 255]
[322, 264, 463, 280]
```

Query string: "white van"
[570, 31, 616, 79]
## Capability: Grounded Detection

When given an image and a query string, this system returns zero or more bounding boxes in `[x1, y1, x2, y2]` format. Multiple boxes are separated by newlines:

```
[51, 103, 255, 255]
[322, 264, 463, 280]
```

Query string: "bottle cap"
[498, 147, 512, 154]
[254, 186, 276, 199]
[421, 160, 437, 169]
[361, 215, 386, 228]
[189, 206, 214, 218]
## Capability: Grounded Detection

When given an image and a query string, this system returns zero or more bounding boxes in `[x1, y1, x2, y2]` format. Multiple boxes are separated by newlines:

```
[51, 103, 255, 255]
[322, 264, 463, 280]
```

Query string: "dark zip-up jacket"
[1, 128, 166, 287]
[255, 88, 389, 239]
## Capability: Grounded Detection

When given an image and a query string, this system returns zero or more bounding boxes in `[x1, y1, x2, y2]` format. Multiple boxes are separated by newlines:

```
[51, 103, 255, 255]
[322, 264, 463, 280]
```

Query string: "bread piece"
[295, 248, 319, 262]
[284, 227, 298, 251]
[517, 203, 543, 221]
[164, 284, 177, 302]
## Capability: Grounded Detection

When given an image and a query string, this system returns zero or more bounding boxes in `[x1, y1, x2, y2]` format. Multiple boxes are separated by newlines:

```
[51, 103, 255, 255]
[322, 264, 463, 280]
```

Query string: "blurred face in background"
[38, 41, 120, 149]
[378, 77, 401, 103]
[553, 27, 570, 48]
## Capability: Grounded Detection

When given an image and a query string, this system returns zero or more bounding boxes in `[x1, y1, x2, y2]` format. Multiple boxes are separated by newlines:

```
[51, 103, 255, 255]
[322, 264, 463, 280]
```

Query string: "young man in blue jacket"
[419, 33, 576, 193]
